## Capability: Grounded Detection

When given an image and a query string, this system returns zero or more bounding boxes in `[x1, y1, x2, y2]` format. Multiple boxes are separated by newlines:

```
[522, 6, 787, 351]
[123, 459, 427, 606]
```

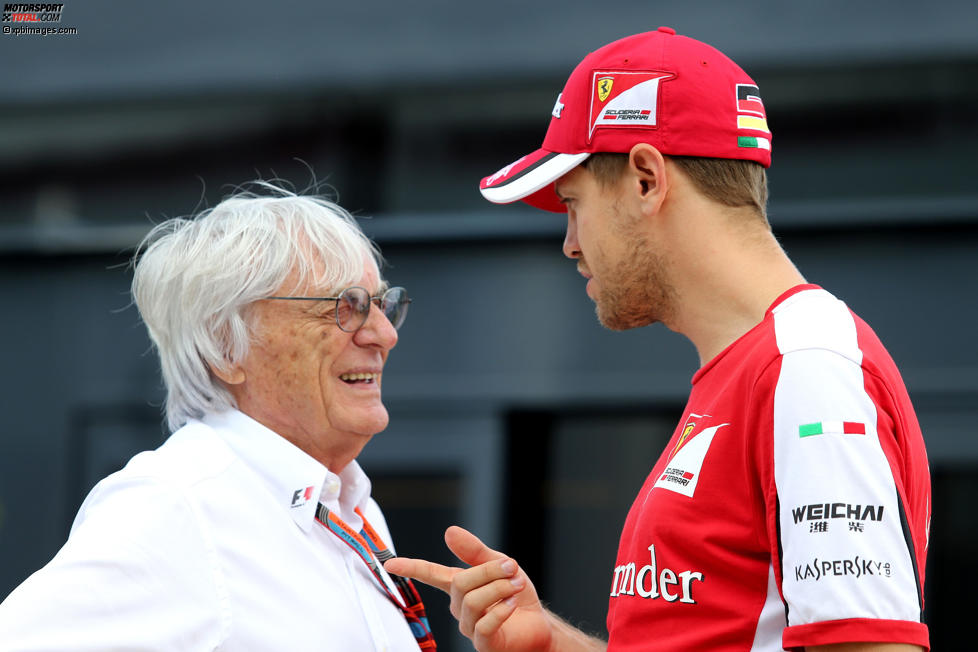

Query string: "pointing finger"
[383, 557, 459, 594]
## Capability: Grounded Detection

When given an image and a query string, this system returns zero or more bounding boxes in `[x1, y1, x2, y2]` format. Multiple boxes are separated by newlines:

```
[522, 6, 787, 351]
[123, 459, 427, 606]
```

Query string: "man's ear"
[627, 143, 668, 215]
[209, 361, 246, 386]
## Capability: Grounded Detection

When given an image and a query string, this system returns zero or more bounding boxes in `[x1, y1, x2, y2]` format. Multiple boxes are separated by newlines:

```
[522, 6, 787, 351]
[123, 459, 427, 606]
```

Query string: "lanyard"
[315, 502, 437, 651]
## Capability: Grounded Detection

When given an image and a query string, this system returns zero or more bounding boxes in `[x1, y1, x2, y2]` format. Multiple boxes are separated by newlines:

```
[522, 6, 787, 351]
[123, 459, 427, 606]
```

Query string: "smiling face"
[557, 164, 677, 331]
[225, 261, 398, 472]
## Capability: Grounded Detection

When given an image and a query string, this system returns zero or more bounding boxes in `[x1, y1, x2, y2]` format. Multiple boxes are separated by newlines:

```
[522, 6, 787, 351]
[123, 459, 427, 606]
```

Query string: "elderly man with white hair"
[0, 183, 435, 651]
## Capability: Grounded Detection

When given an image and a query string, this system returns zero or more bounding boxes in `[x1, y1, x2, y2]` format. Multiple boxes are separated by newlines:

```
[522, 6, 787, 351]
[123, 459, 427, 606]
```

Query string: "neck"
[282, 429, 367, 475]
[231, 393, 367, 474]
[658, 204, 806, 366]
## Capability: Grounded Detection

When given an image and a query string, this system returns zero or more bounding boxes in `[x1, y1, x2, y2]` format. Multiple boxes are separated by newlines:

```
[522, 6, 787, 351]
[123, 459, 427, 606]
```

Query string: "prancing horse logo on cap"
[597, 76, 614, 102]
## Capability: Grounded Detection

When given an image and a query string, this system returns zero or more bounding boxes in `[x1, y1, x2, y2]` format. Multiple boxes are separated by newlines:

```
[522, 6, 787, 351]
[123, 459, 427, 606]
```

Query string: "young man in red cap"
[386, 27, 930, 652]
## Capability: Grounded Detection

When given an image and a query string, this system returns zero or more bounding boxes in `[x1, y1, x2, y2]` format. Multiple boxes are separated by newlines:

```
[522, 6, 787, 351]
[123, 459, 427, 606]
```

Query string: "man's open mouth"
[339, 372, 379, 385]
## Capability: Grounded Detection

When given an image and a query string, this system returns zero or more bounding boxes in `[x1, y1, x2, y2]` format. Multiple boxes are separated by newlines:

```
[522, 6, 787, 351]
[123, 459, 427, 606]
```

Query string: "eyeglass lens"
[336, 287, 409, 332]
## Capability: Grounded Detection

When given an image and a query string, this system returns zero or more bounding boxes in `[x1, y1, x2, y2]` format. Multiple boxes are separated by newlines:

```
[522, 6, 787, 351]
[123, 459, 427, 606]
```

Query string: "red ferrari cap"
[479, 27, 772, 212]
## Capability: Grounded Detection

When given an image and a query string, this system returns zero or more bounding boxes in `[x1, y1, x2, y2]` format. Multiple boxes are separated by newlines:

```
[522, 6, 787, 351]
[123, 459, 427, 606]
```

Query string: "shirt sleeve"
[0, 473, 228, 651]
[760, 348, 929, 650]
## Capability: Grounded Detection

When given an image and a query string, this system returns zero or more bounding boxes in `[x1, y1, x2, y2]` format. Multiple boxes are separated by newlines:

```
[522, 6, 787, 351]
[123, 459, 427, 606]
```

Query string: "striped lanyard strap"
[314, 503, 437, 651]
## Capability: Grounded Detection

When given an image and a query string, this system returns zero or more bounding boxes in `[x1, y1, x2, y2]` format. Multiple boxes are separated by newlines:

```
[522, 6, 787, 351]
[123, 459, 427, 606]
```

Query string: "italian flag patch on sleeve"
[798, 421, 866, 437]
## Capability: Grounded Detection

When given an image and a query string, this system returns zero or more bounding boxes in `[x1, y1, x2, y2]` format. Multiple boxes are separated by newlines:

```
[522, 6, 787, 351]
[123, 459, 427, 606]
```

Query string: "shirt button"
[326, 479, 341, 495]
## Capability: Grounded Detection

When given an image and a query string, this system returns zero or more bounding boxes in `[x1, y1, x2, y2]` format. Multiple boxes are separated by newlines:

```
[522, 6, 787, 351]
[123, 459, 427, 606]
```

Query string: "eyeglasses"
[265, 286, 411, 333]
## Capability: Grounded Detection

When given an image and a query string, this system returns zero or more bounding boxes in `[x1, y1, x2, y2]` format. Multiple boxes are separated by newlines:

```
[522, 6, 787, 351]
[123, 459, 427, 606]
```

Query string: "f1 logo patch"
[291, 486, 314, 507]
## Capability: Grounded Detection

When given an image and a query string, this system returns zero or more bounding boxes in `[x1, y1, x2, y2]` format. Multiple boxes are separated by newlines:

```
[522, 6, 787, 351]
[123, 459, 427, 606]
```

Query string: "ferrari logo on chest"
[653, 415, 729, 498]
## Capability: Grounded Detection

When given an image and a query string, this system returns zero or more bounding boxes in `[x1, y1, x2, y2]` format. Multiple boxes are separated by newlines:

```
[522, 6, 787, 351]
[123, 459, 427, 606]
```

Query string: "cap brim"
[480, 149, 590, 213]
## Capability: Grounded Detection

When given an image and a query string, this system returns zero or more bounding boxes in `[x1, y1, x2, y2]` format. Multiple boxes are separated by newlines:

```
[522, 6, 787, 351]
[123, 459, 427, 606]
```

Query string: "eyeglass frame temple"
[265, 287, 411, 305]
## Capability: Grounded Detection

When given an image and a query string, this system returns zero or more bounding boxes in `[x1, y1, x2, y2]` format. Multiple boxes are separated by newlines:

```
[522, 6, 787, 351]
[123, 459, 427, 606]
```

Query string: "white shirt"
[0, 410, 421, 651]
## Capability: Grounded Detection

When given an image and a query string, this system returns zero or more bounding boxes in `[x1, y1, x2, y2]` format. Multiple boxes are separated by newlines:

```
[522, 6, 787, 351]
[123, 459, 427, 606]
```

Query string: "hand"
[384, 526, 554, 652]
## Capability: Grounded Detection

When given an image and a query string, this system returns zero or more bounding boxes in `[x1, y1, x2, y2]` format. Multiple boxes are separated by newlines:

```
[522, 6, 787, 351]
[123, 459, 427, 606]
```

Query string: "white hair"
[132, 182, 382, 432]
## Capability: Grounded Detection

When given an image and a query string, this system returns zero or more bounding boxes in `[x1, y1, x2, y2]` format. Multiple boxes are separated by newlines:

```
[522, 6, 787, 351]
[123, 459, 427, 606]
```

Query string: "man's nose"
[354, 303, 398, 350]
[562, 213, 581, 259]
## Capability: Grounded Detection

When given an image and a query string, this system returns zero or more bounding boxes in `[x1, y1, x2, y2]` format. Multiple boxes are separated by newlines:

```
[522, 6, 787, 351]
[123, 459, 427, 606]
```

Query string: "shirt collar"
[202, 409, 372, 532]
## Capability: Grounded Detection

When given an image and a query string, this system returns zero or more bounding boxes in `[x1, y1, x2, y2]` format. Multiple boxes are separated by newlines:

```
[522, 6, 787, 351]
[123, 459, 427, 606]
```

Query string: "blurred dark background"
[1, 1, 976, 649]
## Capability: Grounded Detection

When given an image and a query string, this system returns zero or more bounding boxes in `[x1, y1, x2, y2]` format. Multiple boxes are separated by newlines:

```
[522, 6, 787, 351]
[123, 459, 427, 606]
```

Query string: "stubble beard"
[593, 234, 676, 332]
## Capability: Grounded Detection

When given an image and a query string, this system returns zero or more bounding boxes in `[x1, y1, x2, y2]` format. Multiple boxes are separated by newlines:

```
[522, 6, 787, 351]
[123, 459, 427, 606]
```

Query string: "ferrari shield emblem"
[669, 419, 698, 461]
[587, 70, 674, 142]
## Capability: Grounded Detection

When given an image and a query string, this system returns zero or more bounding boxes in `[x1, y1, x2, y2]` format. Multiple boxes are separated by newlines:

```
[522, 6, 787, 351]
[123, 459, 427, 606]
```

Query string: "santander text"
[610, 544, 703, 604]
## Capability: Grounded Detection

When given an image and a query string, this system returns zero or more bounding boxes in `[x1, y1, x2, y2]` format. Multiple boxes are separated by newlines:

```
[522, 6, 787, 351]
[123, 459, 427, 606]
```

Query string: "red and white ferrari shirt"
[605, 285, 930, 651]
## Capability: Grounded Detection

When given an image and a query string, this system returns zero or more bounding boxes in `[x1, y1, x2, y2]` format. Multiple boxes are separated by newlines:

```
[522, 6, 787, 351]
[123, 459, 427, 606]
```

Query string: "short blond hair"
[583, 152, 769, 222]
